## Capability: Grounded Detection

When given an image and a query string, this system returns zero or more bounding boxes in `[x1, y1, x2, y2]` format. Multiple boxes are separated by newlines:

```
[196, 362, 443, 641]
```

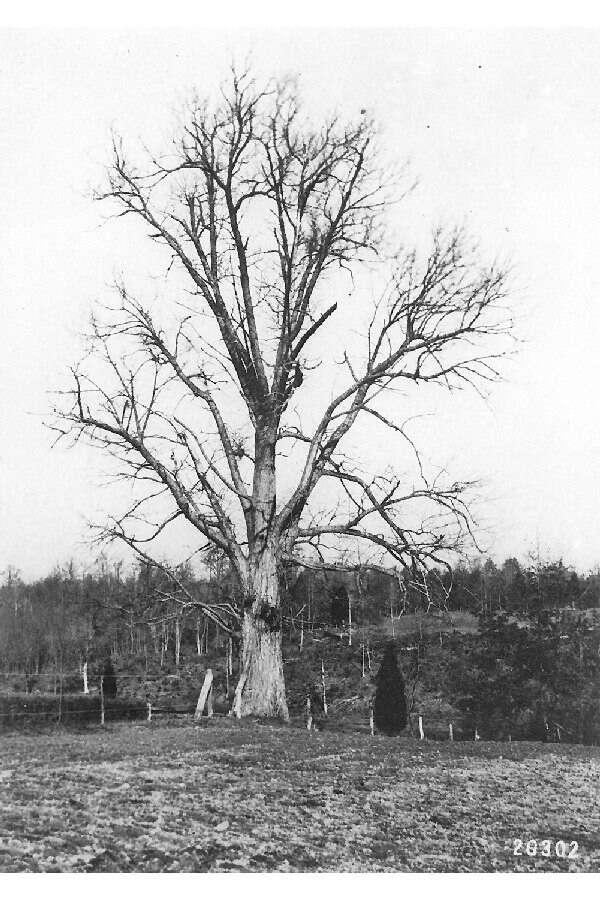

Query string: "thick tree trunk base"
[233, 612, 289, 720]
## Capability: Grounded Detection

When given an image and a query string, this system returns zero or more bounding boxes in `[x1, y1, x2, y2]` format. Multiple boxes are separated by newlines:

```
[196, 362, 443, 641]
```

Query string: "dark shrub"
[330, 585, 348, 626]
[63, 673, 83, 693]
[308, 684, 327, 730]
[102, 658, 117, 698]
[373, 641, 407, 736]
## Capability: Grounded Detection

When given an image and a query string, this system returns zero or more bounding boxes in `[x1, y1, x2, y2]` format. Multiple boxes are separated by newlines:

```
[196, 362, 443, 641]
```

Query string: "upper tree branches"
[53, 67, 512, 599]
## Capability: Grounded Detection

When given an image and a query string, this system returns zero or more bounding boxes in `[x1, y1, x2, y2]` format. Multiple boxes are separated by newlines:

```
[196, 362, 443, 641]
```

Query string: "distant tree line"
[0, 551, 598, 681]
[0, 557, 229, 680]
[286, 554, 599, 625]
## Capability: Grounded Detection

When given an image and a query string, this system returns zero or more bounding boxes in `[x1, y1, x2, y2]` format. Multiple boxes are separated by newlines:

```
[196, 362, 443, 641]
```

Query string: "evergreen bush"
[102, 658, 118, 698]
[330, 586, 348, 626]
[373, 641, 407, 735]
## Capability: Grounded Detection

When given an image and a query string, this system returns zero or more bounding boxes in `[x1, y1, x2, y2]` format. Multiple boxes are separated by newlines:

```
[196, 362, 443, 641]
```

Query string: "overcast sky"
[1, 28, 600, 579]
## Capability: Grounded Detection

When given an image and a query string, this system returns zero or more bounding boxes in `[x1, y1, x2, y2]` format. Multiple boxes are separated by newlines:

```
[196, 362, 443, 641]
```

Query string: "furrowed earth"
[0, 719, 598, 872]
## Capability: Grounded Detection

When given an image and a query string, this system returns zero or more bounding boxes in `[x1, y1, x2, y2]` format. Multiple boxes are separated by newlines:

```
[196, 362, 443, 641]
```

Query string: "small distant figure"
[102, 658, 117, 698]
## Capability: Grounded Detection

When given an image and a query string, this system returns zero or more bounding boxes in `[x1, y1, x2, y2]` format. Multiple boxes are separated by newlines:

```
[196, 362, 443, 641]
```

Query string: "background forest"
[1, 552, 598, 744]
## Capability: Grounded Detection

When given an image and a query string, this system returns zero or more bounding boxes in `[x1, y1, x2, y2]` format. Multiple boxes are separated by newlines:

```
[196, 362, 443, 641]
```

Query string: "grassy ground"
[0, 718, 598, 873]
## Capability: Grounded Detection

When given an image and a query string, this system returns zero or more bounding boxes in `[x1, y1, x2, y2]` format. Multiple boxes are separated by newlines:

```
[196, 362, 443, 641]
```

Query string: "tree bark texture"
[234, 522, 288, 719]
[232, 425, 289, 719]
[234, 609, 288, 718]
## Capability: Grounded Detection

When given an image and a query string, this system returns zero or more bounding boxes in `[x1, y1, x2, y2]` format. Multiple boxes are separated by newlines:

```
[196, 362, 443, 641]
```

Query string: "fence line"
[0, 671, 209, 680]
[0, 702, 200, 722]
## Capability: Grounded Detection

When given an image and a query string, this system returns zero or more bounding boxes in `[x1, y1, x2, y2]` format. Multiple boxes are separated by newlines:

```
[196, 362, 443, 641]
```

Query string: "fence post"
[195, 669, 214, 720]
[146, 701, 152, 723]
[474, 727, 480, 741]
[58, 673, 63, 725]
[306, 695, 312, 731]
[449, 723, 454, 741]
[321, 660, 328, 716]
[369, 701, 374, 737]
[230, 672, 247, 718]
[83, 661, 89, 695]
[348, 592, 352, 647]
[418, 715, 424, 740]
[100, 675, 105, 726]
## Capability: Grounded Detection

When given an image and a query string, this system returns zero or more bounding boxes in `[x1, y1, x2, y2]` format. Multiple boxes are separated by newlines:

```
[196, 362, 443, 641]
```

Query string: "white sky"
[1, 27, 600, 579]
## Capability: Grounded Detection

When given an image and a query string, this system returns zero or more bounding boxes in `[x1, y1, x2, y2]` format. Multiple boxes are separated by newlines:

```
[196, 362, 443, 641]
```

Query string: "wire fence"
[0, 682, 546, 743]
[0, 695, 211, 728]
[0, 671, 201, 679]
[0, 704, 200, 721]
[0, 667, 212, 728]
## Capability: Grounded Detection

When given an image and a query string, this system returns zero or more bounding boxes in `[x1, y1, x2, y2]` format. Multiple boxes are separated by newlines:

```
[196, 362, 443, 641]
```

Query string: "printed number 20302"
[513, 839, 578, 858]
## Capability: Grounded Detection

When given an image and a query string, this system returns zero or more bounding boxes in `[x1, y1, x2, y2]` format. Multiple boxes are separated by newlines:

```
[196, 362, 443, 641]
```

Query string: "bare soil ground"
[0, 718, 598, 872]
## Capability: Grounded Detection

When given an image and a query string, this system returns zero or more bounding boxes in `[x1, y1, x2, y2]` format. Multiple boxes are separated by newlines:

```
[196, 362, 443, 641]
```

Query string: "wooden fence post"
[321, 660, 328, 716]
[306, 695, 312, 731]
[147, 701, 152, 722]
[418, 715, 424, 740]
[369, 701, 374, 737]
[231, 672, 247, 718]
[449, 723, 454, 741]
[348, 592, 352, 646]
[474, 727, 480, 741]
[100, 676, 105, 726]
[195, 669, 214, 721]
[58, 673, 63, 725]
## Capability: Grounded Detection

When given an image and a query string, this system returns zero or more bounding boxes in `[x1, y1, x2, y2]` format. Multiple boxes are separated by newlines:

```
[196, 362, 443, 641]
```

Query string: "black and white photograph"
[1, 13, 599, 880]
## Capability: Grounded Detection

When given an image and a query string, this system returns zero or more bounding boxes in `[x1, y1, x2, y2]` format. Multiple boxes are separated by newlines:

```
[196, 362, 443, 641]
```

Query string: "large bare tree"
[55, 70, 511, 719]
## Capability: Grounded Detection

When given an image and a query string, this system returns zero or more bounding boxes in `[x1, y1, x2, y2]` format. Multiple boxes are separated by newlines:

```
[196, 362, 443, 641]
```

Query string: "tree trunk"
[230, 422, 289, 719]
[234, 610, 288, 718]
[233, 536, 289, 720]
